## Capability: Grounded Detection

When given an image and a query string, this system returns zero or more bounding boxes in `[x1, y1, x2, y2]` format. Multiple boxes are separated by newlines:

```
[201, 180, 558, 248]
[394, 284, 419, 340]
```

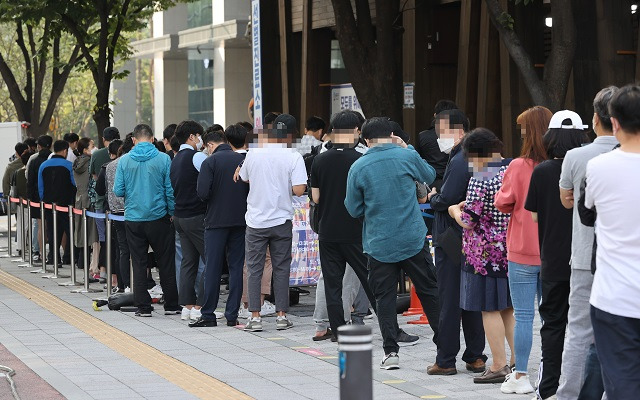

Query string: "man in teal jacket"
[345, 117, 440, 370]
[114, 124, 179, 317]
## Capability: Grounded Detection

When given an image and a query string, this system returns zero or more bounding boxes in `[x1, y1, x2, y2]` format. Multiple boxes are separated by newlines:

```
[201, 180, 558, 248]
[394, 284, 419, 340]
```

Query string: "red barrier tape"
[72, 208, 83, 215]
[29, 201, 40, 207]
[22, 199, 28, 205]
[8, 197, 19, 204]
[55, 205, 69, 212]
[43, 203, 53, 210]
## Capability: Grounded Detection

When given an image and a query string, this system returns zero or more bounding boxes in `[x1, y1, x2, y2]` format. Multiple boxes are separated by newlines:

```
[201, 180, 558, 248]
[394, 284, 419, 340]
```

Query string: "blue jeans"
[508, 261, 541, 374]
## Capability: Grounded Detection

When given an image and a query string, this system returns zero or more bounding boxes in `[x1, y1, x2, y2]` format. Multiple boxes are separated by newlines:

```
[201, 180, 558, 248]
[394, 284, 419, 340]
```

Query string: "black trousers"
[537, 279, 570, 399]
[319, 241, 377, 335]
[125, 216, 178, 312]
[591, 306, 640, 400]
[434, 247, 486, 368]
[113, 219, 130, 290]
[202, 226, 245, 321]
[174, 215, 206, 306]
[44, 208, 70, 261]
[368, 243, 440, 354]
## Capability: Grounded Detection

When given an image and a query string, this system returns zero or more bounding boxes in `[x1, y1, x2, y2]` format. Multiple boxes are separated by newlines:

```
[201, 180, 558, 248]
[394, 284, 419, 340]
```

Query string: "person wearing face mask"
[448, 128, 514, 384]
[169, 120, 208, 322]
[427, 109, 489, 376]
[72, 138, 98, 269]
[417, 100, 459, 191]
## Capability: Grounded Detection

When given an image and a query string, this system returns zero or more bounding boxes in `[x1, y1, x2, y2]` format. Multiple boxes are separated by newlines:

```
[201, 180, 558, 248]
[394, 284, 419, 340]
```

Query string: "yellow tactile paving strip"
[0, 269, 252, 400]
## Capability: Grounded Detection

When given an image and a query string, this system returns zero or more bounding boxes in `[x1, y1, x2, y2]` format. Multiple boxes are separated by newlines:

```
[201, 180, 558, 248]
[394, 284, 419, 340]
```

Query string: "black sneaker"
[32, 252, 41, 262]
[397, 329, 420, 347]
[135, 309, 152, 317]
[164, 308, 182, 315]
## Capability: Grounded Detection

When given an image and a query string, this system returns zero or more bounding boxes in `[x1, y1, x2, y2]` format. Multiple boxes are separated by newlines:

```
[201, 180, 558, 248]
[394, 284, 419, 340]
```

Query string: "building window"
[188, 0, 213, 29]
[188, 59, 214, 128]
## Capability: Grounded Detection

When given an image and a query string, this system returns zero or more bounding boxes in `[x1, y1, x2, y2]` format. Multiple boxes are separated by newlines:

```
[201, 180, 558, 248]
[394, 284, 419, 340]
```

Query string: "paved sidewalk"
[0, 225, 541, 399]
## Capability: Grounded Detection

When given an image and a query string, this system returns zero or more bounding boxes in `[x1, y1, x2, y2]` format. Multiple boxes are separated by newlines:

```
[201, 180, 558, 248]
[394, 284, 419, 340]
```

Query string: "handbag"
[437, 224, 462, 266]
[308, 200, 320, 234]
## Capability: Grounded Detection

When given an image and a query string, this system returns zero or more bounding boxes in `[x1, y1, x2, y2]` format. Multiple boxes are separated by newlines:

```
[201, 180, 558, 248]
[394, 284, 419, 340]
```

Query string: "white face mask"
[437, 138, 455, 154]
[195, 135, 203, 150]
[90, 147, 97, 155]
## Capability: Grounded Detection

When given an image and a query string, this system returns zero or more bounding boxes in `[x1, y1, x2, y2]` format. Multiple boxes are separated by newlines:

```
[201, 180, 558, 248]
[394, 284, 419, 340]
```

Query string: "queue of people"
[3, 83, 640, 400]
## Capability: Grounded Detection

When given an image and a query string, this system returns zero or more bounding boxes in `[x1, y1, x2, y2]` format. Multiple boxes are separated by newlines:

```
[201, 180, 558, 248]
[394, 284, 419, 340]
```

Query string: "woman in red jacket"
[494, 106, 552, 394]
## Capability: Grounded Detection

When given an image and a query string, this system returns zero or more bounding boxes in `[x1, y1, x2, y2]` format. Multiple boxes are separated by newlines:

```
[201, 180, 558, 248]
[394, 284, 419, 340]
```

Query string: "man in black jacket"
[27, 135, 53, 262]
[417, 100, 458, 191]
[426, 110, 487, 376]
[191, 124, 250, 327]
[38, 140, 76, 265]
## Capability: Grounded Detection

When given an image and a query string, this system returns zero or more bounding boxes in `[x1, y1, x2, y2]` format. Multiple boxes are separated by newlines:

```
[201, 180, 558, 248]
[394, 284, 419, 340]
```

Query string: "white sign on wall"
[331, 84, 364, 117]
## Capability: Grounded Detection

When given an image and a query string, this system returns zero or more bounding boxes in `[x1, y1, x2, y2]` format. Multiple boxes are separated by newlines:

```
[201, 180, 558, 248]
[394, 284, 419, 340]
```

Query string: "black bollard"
[338, 324, 373, 400]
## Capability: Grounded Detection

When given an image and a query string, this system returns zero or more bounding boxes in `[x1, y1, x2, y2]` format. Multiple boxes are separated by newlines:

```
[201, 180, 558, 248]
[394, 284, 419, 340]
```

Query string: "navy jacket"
[196, 144, 249, 229]
[38, 155, 76, 206]
[429, 143, 471, 245]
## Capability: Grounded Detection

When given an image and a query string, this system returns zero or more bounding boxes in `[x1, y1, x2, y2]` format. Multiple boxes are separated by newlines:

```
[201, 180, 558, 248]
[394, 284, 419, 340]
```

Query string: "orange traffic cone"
[402, 280, 430, 325]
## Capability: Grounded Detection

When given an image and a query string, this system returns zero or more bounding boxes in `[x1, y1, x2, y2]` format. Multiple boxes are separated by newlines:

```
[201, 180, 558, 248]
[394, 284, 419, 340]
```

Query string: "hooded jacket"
[113, 141, 174, 222]
[73, 154, 92, 209]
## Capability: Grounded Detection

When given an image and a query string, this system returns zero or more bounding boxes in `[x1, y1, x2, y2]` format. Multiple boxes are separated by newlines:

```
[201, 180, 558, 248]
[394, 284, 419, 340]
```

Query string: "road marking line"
[0, 269, 251, 400]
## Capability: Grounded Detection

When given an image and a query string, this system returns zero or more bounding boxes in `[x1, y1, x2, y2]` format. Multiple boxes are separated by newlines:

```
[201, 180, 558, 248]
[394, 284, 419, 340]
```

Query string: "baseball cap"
[548, 110, 588, 130]
[273, 114, 297, 138]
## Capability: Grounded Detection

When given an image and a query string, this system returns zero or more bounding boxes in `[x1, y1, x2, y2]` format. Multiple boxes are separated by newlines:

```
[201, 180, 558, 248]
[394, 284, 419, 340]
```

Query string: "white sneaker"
[124, 287, 131, 293]
[501, 372, 534, 394]
[260, 300, 276, 316]
[190, 308, 202, 321]
[148, 284, 163, 299]
[181, 307, 191, 321]
[214, 311, 224, 320]
[380, 353, 400, 370]
[238, 304, 250, 319]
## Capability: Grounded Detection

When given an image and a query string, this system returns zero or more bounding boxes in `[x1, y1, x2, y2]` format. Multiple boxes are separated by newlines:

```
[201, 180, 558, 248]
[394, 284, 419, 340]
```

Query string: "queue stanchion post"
[8, 198, 22, 262]
[26, 200, 33, 268]
[31, 202, 47, 273]
[1, 198, 12, 257]
[338, 325, 373, 400]
[129, 257, 134, 294]
[40, 202, 46, 272]
[71, 209, 101, 293]
[16, 198, 28, 267]
[45, 203, 61, 279]
[59, 206, 80, 286]
[105, 211, 112, 295]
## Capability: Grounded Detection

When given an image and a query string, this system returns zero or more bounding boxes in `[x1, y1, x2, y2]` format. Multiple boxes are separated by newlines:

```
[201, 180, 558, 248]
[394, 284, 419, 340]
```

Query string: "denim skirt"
[460, 269, 512, 312]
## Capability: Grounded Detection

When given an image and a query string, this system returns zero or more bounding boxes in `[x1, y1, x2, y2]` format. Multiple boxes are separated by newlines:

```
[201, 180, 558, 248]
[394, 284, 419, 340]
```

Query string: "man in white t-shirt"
[239, 113, 308, 332]
[584, 84, 640, 400]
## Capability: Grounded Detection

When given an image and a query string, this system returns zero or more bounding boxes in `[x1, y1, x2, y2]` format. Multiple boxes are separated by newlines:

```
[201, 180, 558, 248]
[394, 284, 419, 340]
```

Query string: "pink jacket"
[494, 158, 541, 266]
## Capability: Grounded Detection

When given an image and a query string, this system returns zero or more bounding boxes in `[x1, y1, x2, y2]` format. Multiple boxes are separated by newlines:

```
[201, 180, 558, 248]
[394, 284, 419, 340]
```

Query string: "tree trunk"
[93, 89, 111, 145]
[485, 0, 576, 111]
[330, 0, 403, 123]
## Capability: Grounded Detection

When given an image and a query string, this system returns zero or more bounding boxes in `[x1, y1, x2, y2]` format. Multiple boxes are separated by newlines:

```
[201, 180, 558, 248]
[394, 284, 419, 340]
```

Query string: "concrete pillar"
[152, 5, 188, 137]
[111, 60, 137, 133]
[212, 0, 249, 24]
[211, 46, 252, 128]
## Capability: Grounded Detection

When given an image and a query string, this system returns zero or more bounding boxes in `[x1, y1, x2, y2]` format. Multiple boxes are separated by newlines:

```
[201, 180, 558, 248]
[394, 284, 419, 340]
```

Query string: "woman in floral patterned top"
[449, 128, 515, 385]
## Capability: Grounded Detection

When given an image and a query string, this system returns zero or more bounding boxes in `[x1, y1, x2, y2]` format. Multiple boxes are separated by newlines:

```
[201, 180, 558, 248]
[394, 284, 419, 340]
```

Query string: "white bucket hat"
[548, 110, 588, 130]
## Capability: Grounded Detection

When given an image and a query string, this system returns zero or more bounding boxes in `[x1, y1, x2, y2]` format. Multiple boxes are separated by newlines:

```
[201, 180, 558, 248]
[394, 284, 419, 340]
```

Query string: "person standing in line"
[3, 143, 28, 199]
[584, 85, 640, 400]
[72, 138, 98, 270]
[163, 124, 177, 159]
[345, 117, 440, 370]
[555, 87, 619, 400]
[38, 140, 76, 264]
[63, 133, 79, 163]
[90, 127, 121, 282]
[495, 106, 552, 395]
[448, 128, 514, 384]
[27, 135, 53, 263]
[170, 120, 207, 322]
[310, 111, 378, 340]
[427, 110, 487, 376]
[298, 116, 326, 155]
[191, 124, 250, 327]
[239, 114, 308, 332]
[113, 124, 180, 317]
[105, 137, 133, 292]
[525, 110, 589, 400]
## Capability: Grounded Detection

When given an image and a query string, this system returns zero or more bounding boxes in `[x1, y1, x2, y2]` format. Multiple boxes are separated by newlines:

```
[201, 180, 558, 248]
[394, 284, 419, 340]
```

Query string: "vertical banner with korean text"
[251, 0, 263, 128]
